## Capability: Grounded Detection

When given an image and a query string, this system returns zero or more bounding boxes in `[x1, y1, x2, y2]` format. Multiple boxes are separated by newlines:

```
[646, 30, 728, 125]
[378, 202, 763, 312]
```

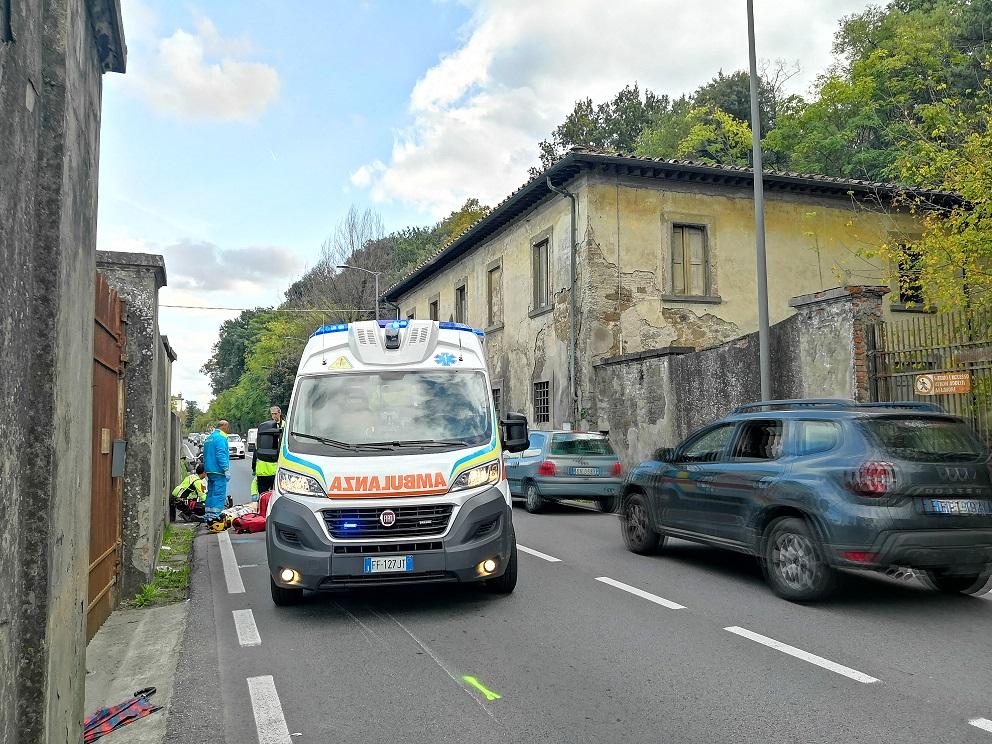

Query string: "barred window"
[533, 381, 550, 424]
[429, 298, 439, 321]
[455, 283, 467, 323]
[492, 388, 501, 419]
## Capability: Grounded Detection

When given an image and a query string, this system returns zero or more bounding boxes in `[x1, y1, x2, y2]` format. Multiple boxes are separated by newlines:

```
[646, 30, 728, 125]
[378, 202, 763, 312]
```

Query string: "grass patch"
[125, 522, 196, 608]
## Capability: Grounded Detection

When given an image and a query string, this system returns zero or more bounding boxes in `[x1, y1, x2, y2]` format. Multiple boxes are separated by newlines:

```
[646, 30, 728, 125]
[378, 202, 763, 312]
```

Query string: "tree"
[200, 309, 267, 395]
[674, 106, 753, 167]
[184, 400, 203, 431]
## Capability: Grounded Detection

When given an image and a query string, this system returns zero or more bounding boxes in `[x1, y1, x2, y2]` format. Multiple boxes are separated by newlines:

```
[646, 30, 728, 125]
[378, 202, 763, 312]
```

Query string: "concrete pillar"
[788, 285, 889, 402]
[96, 251, 169, 597]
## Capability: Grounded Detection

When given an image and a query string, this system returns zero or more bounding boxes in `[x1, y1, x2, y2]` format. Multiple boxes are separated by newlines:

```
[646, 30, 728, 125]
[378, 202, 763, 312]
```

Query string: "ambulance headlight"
[277, 468, 325, 497]
[449, 461, 501, 493]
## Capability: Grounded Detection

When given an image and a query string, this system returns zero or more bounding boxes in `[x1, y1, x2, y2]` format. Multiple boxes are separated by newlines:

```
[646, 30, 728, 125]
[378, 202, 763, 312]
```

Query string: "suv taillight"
[850, 461, 896, 497]
[612, 462, 622, 477]
[537, 461, 557, 476]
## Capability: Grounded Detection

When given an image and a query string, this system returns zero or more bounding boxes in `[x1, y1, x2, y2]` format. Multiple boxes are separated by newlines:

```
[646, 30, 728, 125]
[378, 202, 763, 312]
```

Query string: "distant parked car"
[228, 433, 246, 459]
[618, 399, 992, 602]
[506, 430, 623, 513]
[247, 427, 258, 452]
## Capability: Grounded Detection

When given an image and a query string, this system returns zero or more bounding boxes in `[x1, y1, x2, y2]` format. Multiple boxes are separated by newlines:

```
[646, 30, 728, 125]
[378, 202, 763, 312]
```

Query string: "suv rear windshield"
[859, 417, 987, 463]
[549, 434, 615, 456]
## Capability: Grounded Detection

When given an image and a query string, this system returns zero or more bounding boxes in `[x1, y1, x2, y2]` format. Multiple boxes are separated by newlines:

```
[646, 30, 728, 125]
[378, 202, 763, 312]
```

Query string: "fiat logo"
[379, 509, 396, 527]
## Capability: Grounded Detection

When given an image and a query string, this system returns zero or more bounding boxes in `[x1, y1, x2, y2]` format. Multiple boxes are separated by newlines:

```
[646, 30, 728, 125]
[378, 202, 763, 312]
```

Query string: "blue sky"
[97, 0, 873, 407]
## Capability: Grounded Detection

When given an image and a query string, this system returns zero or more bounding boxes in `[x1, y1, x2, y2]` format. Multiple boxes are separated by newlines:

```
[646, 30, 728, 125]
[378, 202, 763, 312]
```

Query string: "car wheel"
[270, 577, 304, 606]
[921, 568, 991, 594]
[763, 517, 836, 602]
[524, 482, 544, 514]
[621, 492, 663, 554]
[485, 542, 518, 594]
[598, 495, 618, 513]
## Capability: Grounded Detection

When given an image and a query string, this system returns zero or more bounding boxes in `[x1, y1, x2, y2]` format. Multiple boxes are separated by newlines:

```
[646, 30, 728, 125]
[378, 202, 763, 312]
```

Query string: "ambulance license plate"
[364, 556, 414, 574]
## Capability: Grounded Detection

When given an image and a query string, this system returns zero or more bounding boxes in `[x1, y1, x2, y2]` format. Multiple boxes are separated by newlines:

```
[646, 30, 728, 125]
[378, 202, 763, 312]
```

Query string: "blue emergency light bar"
[310, 320, 485, 338]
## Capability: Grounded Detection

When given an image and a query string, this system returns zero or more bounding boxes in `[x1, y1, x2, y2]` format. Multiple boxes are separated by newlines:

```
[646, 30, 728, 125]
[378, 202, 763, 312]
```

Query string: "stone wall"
[594, 286, 889, 467]
[0, 2, 124, 743]
[96, 251, 172, 598]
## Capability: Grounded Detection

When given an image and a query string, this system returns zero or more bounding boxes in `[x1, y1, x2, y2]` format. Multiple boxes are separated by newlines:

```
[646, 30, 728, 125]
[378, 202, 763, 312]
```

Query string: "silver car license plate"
[571, 467, 600, 477]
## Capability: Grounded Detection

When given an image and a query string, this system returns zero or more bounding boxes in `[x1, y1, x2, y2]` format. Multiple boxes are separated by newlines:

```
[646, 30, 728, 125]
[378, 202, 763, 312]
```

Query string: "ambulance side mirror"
[500, 412, 529, 453]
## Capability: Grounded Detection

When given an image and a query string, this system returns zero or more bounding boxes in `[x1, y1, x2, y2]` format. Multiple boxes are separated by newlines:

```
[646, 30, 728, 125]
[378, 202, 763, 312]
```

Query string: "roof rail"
[731, 399, 857, 414]
[858, 401, 946, 413]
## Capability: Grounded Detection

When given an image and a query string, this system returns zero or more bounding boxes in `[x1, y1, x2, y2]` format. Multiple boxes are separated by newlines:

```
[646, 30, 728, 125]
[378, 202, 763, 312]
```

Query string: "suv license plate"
[572, 467, 600, 477]
[922, 499, 992, 515]
[363, 556, 413, 574]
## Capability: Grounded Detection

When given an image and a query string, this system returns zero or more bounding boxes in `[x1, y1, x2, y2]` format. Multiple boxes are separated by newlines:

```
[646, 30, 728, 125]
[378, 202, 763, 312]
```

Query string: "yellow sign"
[914, 372, 971, 396]
[328, 355, 352, 370]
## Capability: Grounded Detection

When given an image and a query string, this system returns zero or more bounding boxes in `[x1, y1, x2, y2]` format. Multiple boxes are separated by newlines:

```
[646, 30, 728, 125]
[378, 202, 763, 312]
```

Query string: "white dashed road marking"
[595, 576, 686, 610]
[516, 544, 561, 562]
[724, 626, 879, 684]
[233, 609, 261, 647]
[970, 718, 992, 733]
[247, 675, 292, 744]
[218, 531, 246, 594]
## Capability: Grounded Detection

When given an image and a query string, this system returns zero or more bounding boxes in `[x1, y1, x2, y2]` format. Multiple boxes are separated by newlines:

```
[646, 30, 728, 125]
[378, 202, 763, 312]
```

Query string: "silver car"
[506, 430, 623, 513]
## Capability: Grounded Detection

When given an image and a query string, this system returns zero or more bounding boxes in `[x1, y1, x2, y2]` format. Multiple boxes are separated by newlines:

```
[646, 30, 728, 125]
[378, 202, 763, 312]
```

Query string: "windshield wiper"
[362, 438, 471, 449]
[290, 431, 356, 450]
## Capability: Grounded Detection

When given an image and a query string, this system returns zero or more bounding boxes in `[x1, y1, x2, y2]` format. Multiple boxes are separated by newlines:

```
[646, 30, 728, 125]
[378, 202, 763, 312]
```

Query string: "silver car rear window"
[549, 434, 615, 456]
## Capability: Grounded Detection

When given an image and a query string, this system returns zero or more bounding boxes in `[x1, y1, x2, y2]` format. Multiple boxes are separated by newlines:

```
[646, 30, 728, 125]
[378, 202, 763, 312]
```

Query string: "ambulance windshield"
[289, 370, 493, 456]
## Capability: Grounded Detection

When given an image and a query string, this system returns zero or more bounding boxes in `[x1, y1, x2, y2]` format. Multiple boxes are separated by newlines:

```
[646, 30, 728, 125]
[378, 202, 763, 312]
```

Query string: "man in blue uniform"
[202, 420, 231, 522]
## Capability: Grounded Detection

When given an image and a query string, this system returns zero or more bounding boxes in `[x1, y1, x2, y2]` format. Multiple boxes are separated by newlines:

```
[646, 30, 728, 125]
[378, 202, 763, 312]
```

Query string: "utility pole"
[747, 0, 772, 401]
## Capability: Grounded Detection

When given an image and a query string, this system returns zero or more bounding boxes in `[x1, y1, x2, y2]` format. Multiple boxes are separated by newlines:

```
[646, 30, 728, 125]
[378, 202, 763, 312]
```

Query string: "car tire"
[270, 577, 304, 606]
[921, 568, 991, 595]
[621, 492, 664, 554]
[598, 495, 618, 513]
[524, 482, 544, 514]
[763, 517, 836, 602]
[485, 542, 518, 594]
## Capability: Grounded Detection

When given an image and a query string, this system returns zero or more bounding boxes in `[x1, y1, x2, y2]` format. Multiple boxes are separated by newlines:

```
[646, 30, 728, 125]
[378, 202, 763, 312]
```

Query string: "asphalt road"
[165, 497, 992, 744]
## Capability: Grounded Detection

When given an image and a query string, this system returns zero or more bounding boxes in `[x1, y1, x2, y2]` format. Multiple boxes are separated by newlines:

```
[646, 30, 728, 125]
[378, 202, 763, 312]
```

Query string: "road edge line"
[217, 531, 246, 594]
[247, 675, 292, 744]
[232, 609, 261, 647]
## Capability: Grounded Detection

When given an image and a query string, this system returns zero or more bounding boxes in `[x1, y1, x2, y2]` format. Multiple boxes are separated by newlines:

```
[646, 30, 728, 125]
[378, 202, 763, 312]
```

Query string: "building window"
[492, 387, 501, 420]
[487, 262, 503, 328]
[455, 282, 467, 324]
[532, 238, 550, 310]
[671, 224, 710, 297]
[406, 308, 415, 320]
[533, 381, 550, 424]
[429, 295, 440, 321]
[897, 246, 924, 306]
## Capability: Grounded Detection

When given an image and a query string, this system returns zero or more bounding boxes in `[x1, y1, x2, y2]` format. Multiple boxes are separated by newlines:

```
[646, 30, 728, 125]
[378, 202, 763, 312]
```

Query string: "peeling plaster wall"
[395, 193, 576, 428]
[595, 287, 883, 467]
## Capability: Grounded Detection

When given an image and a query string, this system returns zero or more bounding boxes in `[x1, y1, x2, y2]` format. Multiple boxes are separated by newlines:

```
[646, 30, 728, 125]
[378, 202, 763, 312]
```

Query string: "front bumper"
[266, 486, 514, 591]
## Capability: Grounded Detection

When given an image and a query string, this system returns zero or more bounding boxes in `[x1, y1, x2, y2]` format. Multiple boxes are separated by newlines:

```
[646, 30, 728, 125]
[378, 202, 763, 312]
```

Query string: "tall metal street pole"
[747, 0, 772, 401]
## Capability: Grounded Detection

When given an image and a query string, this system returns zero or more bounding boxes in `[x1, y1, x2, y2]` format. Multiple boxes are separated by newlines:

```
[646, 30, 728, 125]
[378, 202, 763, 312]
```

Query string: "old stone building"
[384, 148, 948, 432]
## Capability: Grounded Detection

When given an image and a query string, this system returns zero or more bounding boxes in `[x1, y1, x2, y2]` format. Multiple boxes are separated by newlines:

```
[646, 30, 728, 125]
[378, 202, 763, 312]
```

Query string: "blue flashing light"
[342, 522, 358, 529]
[439, 321, 486, 338]
[377, 319, 410, 329]
[311, 323, 350, 337]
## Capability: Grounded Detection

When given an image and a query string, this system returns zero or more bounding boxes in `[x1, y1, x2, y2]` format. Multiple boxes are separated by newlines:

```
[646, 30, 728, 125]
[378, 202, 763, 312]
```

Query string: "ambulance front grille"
[322, 504, 454, 539]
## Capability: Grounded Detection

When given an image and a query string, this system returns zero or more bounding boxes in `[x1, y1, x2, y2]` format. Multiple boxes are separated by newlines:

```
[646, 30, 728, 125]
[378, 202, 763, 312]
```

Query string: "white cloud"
[353, 0, 874, 217]
[120, 2, 280, 121]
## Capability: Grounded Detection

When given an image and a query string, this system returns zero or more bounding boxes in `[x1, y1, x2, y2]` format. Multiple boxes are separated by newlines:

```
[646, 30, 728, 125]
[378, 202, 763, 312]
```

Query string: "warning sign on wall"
[914, 372, 972, 396]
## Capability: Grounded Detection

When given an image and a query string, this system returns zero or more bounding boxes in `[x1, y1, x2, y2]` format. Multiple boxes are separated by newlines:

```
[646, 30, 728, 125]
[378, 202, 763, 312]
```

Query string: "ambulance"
[266, 319, 530, 605]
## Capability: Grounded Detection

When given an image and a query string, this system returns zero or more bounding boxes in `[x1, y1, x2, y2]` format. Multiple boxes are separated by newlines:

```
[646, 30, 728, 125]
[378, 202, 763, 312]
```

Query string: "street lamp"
[747, 0, 771, 401]
[336, 264, 381, 321]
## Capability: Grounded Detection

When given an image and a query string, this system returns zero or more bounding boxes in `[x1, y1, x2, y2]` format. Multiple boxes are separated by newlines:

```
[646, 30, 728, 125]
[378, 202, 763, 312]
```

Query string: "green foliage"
[200, 309, 268, 396]
[674, 106, 753, 167]
[183, 400, 203, 431]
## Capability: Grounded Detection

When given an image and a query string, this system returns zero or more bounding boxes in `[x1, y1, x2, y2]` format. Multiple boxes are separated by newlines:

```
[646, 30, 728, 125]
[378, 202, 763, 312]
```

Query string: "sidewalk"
[83, 523, 197, 743]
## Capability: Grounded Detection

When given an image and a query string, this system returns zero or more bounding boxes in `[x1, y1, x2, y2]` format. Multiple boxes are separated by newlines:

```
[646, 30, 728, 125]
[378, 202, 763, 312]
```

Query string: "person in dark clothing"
[252, 407, 284, 494]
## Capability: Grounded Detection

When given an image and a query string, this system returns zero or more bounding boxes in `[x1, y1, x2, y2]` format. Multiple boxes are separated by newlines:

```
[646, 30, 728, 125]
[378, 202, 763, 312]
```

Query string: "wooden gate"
[869, 308, 992, 447]
[89, 273, 125, 640]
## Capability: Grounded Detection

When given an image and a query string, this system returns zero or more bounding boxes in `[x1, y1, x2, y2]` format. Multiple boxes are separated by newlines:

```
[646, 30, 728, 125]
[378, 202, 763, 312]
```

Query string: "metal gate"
[89, 273, 125, 640]
[869, 308, 992, 447]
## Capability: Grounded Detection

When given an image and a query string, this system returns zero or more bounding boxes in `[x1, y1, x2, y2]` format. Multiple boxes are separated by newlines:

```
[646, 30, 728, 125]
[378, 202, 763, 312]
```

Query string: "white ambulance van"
[266, 319, 530, 605]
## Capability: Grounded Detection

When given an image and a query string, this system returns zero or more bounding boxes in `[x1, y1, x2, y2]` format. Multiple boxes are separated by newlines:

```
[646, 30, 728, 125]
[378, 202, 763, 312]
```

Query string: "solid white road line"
[247, 676, 292, 744]
[724, 626, 879, 684]
[594, 576, 686, 610]
[970, 718, 992, 733]
[233, 609, 261, 647]
[516, 544, 562, 562]
[218, 531, 246, 594]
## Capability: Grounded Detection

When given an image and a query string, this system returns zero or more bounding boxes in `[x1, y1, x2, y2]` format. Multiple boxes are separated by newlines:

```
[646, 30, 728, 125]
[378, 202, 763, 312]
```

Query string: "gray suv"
[620, 400, 992, 601]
